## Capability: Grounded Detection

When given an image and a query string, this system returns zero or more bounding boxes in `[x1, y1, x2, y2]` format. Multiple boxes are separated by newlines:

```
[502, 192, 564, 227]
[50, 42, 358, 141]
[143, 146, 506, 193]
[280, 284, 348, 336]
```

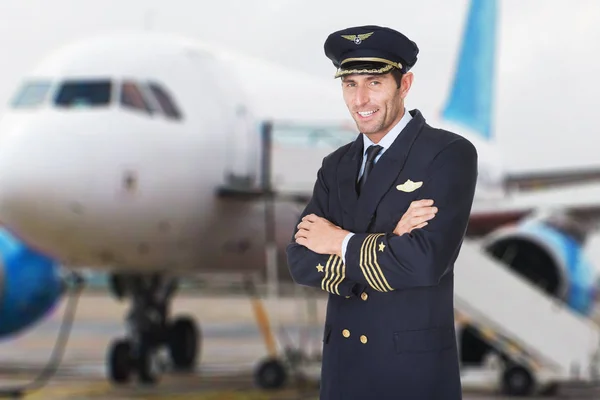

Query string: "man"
[286, 25, 478, 399]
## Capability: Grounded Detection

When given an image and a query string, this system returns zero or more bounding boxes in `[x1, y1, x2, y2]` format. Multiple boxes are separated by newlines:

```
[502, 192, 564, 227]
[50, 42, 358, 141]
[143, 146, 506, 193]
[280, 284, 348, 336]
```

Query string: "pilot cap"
[324, 25, 419, 78]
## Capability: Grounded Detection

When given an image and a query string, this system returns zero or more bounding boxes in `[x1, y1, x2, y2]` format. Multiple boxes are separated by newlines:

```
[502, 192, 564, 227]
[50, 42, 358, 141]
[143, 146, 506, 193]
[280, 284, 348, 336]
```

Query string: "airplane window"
[147, 82, 182, 120]
[11, 81, 51, 108]
[120, 81, 152, 114]
[54, 80, 111, 108]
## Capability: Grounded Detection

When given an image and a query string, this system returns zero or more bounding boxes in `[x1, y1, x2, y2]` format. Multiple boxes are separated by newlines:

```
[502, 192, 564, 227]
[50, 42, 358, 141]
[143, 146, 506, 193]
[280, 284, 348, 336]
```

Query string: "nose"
[353, 85, 370, 108]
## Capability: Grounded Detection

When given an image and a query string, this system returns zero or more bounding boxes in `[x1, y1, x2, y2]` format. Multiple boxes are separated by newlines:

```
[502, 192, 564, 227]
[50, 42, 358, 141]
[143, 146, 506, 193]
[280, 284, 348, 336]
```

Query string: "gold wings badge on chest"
[396, 179, 423, 192]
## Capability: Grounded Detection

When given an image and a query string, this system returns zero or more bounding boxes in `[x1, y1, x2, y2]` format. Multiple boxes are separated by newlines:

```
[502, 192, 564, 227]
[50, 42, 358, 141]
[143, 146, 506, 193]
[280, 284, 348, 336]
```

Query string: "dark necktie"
[357, 144, 382, 195]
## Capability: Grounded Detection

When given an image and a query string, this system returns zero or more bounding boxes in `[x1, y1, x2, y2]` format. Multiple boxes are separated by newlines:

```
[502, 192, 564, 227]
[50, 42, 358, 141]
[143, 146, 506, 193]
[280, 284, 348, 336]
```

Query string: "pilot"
[286, 25, 478, 399]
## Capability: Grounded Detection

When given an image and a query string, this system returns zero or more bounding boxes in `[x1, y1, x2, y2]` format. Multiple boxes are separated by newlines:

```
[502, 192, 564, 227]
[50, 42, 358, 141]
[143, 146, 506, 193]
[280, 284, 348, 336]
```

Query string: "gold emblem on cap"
[341, 32, 373, 45]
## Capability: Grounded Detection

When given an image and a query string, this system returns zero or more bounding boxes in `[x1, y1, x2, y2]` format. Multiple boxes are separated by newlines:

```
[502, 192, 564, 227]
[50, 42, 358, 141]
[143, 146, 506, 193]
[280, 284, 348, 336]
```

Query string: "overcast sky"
[0, 0, 598, 173]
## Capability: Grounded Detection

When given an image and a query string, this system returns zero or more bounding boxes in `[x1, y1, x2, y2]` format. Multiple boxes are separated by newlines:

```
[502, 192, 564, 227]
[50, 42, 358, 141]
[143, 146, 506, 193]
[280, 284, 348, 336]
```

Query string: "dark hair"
[391, 69, 403, 89]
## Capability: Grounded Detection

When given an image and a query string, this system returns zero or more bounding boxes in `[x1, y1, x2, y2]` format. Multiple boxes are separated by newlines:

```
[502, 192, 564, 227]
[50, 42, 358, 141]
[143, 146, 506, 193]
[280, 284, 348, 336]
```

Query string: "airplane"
[0, 0, 599, 392]
[0, 26, 362, 388]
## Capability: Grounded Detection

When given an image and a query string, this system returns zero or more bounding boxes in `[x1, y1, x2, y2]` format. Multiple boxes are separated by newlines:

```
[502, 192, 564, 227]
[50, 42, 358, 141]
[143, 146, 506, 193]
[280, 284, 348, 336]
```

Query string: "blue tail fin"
[441, 0, 498, 140]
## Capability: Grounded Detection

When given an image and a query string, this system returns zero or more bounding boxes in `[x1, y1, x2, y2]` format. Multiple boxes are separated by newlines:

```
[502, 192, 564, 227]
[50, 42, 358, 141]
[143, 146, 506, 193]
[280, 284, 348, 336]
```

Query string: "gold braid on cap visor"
[334, 57, 403, 78]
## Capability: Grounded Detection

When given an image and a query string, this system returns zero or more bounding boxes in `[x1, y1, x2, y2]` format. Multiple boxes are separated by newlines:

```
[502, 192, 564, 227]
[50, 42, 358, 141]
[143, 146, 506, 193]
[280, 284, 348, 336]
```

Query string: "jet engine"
[0, 227, 63, 338]
[458, 212, 596, 366]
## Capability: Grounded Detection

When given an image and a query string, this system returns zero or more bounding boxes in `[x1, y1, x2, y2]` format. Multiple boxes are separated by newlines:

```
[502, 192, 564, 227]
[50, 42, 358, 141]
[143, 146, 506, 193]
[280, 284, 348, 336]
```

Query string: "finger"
[414, 221, 429, 229]
[414, 213, 436, 224]
[295, 229, 309, 239]
[410, 199, 434, 208]
[407, 206, 438, 218]
[303, 214, 319, 222]
[410, 214, 435, 226]
[296, 237, 307, 246]
[397, 208, 434, 228]
[408, 222, 428, 233]
[297, 221, 311, 231]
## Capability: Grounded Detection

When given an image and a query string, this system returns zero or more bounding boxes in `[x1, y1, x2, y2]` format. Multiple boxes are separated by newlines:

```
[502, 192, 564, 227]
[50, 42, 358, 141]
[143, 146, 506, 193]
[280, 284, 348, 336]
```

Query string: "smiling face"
[341, 69, 413, 143]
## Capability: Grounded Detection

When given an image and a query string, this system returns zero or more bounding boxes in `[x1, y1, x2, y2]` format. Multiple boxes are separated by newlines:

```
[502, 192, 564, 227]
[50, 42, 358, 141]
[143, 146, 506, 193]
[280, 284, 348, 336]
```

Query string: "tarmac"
[0, 289, 598, 399]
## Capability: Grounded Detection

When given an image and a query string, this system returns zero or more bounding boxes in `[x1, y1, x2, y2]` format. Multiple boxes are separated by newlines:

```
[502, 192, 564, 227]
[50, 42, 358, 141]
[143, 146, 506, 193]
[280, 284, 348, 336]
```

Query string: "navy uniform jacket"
[286, 109, 478, 400]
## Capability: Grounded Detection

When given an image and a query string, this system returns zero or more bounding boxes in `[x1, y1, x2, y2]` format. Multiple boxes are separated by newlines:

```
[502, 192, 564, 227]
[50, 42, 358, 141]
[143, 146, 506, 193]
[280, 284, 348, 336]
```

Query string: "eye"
[370, 81, 380, 86]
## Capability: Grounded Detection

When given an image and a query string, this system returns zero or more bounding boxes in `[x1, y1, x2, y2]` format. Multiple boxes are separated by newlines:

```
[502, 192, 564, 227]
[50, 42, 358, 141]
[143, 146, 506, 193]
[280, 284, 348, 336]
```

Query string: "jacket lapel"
[336, 133, 363, 228]
[353, 109, 426, 233]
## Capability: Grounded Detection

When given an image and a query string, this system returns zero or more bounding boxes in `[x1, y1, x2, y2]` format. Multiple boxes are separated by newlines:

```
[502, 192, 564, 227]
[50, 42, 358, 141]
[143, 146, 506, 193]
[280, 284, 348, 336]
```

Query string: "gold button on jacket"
[360, 335, 368, 344]
[361, 292, 368, 301]
[342, 329, 350, 338]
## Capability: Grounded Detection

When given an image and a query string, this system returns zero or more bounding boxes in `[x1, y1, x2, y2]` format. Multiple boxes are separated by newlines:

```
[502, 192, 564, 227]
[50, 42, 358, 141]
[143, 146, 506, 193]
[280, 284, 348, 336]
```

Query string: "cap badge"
[341, 32, 373, 45]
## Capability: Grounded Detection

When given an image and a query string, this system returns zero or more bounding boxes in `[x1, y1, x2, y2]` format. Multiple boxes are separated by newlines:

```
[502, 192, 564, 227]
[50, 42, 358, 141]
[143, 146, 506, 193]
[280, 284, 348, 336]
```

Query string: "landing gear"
[106, 273, 201, 385]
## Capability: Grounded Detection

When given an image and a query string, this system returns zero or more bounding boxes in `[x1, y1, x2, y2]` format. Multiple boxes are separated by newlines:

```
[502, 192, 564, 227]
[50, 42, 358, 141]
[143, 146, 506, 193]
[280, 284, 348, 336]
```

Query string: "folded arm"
[286, 159, 360, 297]
[343, 139, 478, 292]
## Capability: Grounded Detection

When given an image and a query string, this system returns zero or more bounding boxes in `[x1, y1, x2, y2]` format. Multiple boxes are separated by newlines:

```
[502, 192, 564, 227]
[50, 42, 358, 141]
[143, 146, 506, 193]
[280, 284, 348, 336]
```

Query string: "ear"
[400, 72, 414, 99]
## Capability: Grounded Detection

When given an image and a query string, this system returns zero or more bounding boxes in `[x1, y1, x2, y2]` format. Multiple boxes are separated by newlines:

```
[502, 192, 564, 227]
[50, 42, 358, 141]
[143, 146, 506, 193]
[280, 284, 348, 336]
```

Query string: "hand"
[393, 199, 437, 236]
[295, 214, 349, 256]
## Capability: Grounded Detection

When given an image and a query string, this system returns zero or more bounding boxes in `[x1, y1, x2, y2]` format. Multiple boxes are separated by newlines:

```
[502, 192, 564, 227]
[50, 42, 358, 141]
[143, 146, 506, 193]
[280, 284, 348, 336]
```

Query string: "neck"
[364, 107, 406, 144]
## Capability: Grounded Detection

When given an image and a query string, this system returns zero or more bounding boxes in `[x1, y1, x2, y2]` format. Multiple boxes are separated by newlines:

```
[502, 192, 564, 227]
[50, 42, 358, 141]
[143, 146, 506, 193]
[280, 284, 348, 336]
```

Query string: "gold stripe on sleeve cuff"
[359, 233, 394, 292]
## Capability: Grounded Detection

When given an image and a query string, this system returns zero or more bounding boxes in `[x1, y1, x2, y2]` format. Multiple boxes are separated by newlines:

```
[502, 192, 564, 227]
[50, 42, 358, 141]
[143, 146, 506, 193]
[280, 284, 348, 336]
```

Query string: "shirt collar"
[362, 108, 412, 154]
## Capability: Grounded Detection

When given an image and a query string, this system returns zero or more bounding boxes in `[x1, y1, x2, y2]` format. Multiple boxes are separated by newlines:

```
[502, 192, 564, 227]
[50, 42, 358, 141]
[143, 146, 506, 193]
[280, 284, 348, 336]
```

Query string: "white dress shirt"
[341, 108, 413, 264]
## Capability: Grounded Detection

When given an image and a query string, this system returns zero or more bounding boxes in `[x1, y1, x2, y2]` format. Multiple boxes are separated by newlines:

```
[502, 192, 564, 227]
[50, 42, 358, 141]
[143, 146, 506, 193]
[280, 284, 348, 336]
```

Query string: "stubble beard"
[353, 112, 386, 135]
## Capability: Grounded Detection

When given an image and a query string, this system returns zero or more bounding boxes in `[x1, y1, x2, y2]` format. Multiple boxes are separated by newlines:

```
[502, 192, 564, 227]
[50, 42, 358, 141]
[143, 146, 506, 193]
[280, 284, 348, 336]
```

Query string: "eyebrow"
[342, 75, 381, 83]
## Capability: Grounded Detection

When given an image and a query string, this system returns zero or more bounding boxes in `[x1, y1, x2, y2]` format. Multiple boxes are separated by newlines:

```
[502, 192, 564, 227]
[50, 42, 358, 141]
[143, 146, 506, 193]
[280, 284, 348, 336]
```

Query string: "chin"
[358, 124, 383, 136]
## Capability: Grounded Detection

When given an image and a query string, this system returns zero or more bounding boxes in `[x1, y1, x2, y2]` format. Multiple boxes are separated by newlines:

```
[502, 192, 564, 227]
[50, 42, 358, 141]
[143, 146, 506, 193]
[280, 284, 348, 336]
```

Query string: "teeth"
[358, 110, 376, 117]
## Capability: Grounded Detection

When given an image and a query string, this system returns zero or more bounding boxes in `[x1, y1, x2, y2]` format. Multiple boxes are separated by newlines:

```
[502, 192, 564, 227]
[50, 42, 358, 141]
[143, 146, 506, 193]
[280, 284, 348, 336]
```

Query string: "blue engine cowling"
[482, 218, 596, 316]
[0, 227, 63, 338]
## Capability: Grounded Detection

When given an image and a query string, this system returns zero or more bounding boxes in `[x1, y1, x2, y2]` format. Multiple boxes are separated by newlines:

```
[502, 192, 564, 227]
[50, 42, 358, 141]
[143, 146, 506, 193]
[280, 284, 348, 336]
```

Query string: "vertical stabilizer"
[441, 0, 498, 140]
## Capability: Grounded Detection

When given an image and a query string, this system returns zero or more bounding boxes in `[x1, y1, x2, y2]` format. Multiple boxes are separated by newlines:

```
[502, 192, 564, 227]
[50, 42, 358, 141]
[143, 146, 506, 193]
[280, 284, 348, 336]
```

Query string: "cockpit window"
[147, 82, 183, 120]
[11, 81, 52, 108]
[120, 81, 152, 114]
[54, 80, 111, 108]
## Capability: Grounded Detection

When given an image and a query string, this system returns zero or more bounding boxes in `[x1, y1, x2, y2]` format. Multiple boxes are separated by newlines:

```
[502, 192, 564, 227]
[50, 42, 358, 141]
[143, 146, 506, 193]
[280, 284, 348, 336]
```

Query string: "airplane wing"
[467, 182, 600, 237]
[504, 167, 600, 192]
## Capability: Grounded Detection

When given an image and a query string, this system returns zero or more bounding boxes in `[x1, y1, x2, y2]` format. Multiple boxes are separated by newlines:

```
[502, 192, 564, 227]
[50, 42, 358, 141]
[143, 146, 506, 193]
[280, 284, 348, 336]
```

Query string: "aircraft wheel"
[137, 341, 161, 385]
[168, 316, 199, 371]
[254, 358, 287, 389]
[501, 364, 534, 396]
[108, 339, 132, 384]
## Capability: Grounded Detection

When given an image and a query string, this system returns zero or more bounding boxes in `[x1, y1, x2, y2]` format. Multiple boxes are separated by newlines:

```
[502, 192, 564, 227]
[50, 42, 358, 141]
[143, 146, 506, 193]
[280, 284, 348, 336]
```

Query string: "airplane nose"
[0, 122, 96, 257]
[0, 113, 211, 267]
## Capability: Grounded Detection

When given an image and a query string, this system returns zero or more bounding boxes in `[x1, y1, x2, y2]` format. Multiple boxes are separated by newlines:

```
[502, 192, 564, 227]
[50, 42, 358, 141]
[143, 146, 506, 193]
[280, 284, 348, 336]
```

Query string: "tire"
[108, 339, 131, 384]
[137, 341, 161, 385]
[501, 364, 535, 396]
[254, 358, 287, 389]
[168, 316, 199, 371]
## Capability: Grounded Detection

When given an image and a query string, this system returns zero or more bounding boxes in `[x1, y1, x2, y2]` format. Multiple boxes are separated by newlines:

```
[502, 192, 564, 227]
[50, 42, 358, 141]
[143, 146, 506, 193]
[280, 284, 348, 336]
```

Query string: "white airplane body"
[0, 32, 362, 275]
